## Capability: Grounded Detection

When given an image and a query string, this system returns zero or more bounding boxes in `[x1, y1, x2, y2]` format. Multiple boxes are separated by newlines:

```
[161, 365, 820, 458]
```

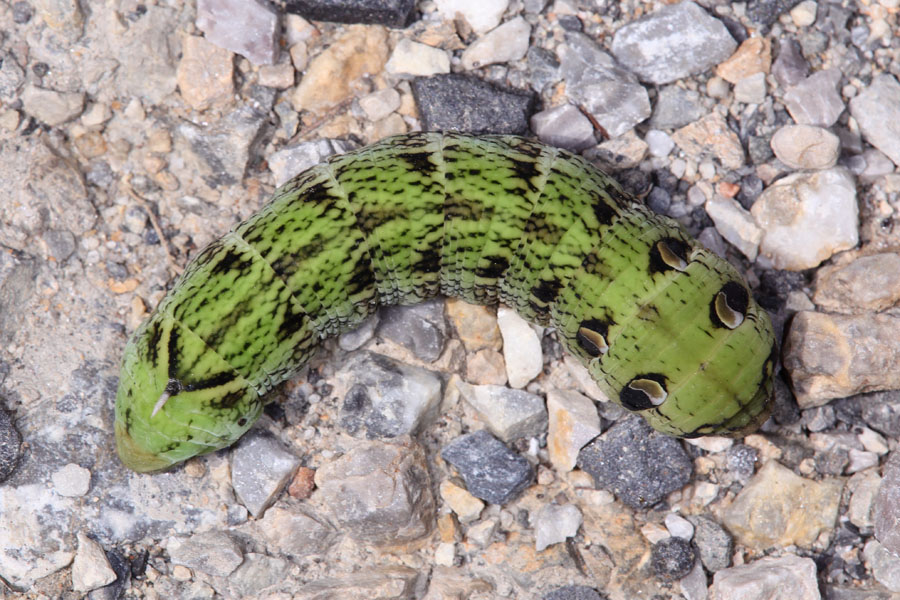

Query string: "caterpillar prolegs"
[114, 132, 776, 473]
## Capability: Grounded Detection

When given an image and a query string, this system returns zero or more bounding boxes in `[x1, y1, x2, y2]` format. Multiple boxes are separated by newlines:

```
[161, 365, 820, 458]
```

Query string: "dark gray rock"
[651, 537, 696, 580]
[441, 429, 534, 505]
[411, 74, 535, 135]
[543, 585, 605, 600]
[0, 405, 20, 483]
[12, 1, 33, 24]
[284, 0, 416, 27]
[745, 0, 803, 29]
[376, 298, 447, 362]
[859, 390, 900, 438]
[576, 416, 692, 510]
[686, 515, 733, 572]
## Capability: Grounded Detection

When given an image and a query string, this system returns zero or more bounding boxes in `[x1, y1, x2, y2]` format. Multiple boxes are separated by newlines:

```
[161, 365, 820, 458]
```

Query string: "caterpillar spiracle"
[114, 132, 776, 473]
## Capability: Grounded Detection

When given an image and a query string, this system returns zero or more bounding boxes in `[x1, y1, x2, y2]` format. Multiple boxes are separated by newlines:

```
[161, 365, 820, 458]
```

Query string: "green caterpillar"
[115, 132, 776, 472]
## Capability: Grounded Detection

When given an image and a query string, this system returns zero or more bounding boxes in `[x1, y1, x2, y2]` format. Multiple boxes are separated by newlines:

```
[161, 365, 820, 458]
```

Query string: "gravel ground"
[2, 0, 900, 598]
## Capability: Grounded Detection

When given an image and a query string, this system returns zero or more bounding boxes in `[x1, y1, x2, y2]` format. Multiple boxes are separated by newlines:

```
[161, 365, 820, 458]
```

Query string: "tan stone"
[716, 37, 772, 84]
[176, 35, 235, 111]
[672, 112, 745, 170]
[291, 26, 389, 115]
[719, 460, 842, 551]
[784, 311, 900, 407]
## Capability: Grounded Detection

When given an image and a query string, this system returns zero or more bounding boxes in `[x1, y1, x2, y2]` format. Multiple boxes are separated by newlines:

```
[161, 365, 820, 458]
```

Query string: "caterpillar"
[115, 132, 776, 473]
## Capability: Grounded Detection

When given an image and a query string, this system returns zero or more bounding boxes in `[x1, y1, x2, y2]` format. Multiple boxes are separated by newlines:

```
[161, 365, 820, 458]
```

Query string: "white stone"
[434, 542, 457, 566]
[434, 0, 509, 34]
[770, 125, 840, 170]
[72, 532, 117, 593]
[790, 0, 817, 27]
[685, 436, 734, 453]
[51, 463, 91, 497]
[734, 72, 767, 104]
[461, 17, 531, 71]
[497, 306, 543, 388]
[858, 427, 889, 455]
[456, 380, 547, 442]
[645, 129, 675, 157]
[21, 85, 84, 126]
[358, 88, 401, 122]
[385, 39, 450, 77]
[704, 194, 763, 261]
[665, 513, 695, 540]
[534, 504, 582, 551]
[546, 388, 602, 472]
[751, 167, 859, 270]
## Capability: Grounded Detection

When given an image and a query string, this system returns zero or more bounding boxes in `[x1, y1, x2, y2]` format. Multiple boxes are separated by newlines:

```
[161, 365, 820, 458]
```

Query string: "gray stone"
[21, 85, 84, 127]
[784, 312, 900, 407]
[411, 74, 534, 135]
[457, 381, 547, 442]
[772, 38, 809, 88]
[543, 586, 604, 600]
[533, 503, 582, 551]
[294, 566, 421, 598]
[268, 138, 357, 187]
[0, 54, 25, 103]
[665, 513, 694, 540]
[735, 72, 767, 104]
[645, 129, 675, 157]
[441, 429, 534, 505]
[711, 555, 820, 599]
[849, 74, 900, 167]
[651, 537, 696, 581]
[813, 253, 900, 313]
[874, 451, 900, 554]
[687, 515, 733, 572]
[377, 298, 447, 362]
[221, 553, 288, 598]
[338, 315, 379, 351]
[338, 352, 442, 439]
[0, 406, 20, 483]
[315, 438, 436, 544]
[559, 32, 651, 138]
[863, 540, 900, 592]
[231, 431, 300, 518]
[167, 531, 244, 578]
[650, 86, 705, 129]
[178, 102, 272, 187]
[577, 417, 692, 510]
[611, 1, 736, 85]
[783, 68, 845, 127]
[258, 504, 338, 556]
[530, 104, 596, 152]
[284, 0, 416, 27]
[527, 47, 560, 94]
[115, 5, 179, 104]
[196, 0, 279, 65]
[51, 463, 91, 497]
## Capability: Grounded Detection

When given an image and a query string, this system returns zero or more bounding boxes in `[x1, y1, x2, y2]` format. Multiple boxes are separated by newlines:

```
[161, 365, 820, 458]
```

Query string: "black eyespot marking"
[710, 281, 749, 329]
[649, 237, 690, 273]
[576, 318, 610, 357]
[620, 373, 668, 411]
[237, 417, 247, 427]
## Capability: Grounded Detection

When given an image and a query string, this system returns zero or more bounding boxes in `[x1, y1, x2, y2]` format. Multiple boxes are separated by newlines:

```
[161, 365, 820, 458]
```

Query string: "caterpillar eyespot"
[114, 132, 776, 473]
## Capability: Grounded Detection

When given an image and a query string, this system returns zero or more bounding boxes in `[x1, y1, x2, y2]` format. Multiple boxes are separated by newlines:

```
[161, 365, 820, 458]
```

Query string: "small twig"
[291, 98, 355, 144]
[122, 175, 183, 276]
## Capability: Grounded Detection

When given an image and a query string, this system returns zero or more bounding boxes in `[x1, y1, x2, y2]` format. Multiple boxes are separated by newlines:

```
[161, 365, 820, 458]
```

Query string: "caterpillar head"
[114, 313, 262, 472]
